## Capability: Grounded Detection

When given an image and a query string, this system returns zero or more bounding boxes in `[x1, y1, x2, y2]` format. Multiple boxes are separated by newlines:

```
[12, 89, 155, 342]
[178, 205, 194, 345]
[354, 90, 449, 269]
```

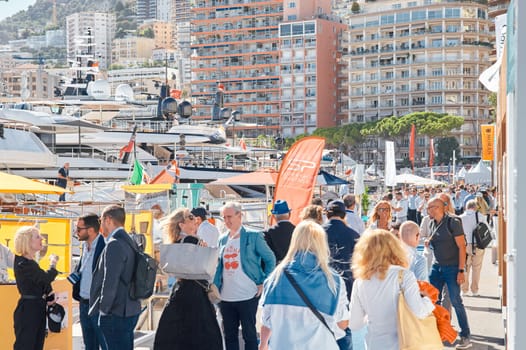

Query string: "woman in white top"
[349, 229, 435, 350]
[259, 220, 349, 350]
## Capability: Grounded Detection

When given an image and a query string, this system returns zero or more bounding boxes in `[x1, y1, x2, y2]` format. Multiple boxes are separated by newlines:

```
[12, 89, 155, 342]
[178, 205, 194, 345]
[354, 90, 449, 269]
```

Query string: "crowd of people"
[0, 182, 497, 350]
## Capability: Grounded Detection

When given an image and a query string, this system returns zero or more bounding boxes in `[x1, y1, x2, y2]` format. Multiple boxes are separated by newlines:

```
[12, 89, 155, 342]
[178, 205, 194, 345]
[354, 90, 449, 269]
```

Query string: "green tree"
[435, 136, 460, 165]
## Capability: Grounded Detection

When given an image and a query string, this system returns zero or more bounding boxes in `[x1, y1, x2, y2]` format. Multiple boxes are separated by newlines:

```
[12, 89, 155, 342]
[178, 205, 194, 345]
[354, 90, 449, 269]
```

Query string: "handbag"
[160, 242, 218, 280]
[194, 280, 222, 304]
[397, 270, 443, 350]
[284, 269, 336, 339]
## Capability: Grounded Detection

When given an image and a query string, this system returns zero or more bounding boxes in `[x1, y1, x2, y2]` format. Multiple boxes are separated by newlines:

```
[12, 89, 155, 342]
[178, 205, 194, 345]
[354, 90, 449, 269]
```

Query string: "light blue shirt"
[79, 235, 103, 299]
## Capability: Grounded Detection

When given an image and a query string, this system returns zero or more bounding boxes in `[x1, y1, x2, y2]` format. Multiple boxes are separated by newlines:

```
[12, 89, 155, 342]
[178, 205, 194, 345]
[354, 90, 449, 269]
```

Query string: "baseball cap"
[326, 200, 346, 218]
[47, 303, 65, 333]
[191, 207, 208, 219]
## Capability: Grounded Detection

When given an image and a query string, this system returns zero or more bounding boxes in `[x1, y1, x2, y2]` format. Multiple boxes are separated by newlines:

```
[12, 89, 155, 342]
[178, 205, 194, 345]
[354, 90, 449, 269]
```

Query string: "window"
[408, 1, 417, 7]
[288, 15, 297, 21]
[392, 3, 401, 9]
[401, 70, 409, 78]
[431, 95, 442, 104]
[280, 24, 291, 36]
[432, 39, 442, 48]
[292, 23, 303, 35]
[428, 10, 442, 19]
[430, 81, 442, 89]
[445, 8, 460, 18]
[432, 68, 443, 76]
[411, 10, 426, 21]
[396, 12, 410, 23]
[304, 22, 315, 34]
[288, 1, 295, 8]
[381, 14, 395, 25]
[417, 69, 426, 77]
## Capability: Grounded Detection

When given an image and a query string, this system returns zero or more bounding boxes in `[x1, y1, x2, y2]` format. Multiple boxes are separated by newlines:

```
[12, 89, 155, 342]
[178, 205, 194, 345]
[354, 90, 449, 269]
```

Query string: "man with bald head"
[400, 221, 428, 281]
[426, 197, 471, 349]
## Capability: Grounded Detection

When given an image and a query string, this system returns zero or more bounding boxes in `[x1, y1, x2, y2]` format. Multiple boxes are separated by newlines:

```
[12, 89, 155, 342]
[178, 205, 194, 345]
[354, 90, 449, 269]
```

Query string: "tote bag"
[397, 270, 443, 350]
[160, 243, 219, 280]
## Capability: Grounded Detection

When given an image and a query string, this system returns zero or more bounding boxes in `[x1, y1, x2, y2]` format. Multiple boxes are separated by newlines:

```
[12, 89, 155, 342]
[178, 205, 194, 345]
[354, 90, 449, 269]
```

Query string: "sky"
[0, 0, 36, 21]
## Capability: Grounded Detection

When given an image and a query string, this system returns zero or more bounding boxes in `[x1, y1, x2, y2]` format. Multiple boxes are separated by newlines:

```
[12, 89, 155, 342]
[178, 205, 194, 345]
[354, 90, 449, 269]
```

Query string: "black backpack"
[472, 212, 493, 250]
[122, 235, 158, 300]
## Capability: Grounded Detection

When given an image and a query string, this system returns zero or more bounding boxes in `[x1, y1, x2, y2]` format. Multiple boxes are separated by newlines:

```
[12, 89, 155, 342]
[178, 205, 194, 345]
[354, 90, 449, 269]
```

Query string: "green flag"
[130, 159, 144, 185]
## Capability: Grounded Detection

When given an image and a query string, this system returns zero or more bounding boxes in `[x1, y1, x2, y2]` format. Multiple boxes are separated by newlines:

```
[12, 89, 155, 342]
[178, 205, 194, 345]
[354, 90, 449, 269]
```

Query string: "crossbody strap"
[284, 269, 335, 339]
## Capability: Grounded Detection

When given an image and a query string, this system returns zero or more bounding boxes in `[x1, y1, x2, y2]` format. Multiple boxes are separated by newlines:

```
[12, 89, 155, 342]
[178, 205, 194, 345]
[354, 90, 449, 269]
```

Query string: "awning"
[121, 183, 172, 194]
[0, 171, 70, 194]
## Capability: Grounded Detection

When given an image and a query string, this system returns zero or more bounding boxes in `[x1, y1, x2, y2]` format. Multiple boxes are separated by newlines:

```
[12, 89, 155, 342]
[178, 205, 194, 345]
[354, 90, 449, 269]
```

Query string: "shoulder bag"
[284, 269, 336, 339]
[396, 269, 443, 350]
[160, 239, 218, 280]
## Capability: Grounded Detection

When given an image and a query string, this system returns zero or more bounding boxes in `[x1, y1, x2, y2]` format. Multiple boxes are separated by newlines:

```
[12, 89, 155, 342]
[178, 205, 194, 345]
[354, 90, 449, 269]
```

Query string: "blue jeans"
[219, 296, 259, 350]
[337, 327, 353, 350]
[429, 264, 471, 338]
[79, 301, 106, 350]
[98, 313, 139, 350]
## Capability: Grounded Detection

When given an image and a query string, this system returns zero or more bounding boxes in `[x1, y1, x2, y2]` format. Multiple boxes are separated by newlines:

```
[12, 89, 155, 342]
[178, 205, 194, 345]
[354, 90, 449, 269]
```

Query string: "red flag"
[429, 138, 435, 167]
[409, 124, 416, 171]
[273, 137, 325, 225]
[239, 138, 247, 151]
[119, 126, 137, 162]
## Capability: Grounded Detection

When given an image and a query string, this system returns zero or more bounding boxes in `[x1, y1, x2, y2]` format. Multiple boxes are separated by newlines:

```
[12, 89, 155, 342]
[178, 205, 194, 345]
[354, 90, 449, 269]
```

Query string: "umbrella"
[317, 170, 349, 186]
[394, 173, 444, 186]
[0, 171, 70, 194]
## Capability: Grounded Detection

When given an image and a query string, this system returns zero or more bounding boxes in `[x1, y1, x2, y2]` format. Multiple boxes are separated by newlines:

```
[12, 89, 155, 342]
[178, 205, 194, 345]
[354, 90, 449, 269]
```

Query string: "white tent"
[456, 166, 467, 179]
[465, 160, 492, 185]
[394, 173, 444, 186]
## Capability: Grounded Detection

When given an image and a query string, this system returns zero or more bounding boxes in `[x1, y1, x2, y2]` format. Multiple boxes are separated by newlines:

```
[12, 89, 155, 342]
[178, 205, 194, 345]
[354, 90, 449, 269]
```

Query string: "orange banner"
[273, 136, 325, 225]
[409, 124, 416, 170]
[480, 124, 495, 161]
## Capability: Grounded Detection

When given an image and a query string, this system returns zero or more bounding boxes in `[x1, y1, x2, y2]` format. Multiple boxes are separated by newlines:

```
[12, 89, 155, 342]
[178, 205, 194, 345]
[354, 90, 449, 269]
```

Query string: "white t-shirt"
[197, 220, 220, 248]
[220, 237, 257, 302]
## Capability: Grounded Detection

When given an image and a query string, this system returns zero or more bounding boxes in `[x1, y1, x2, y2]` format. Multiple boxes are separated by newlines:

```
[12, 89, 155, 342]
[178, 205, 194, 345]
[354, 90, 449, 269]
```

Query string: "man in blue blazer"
[214, 201, 276, 350]
[73, 213, 106, 350]
[323, 200, 360, 350]
[89, 205, 141, 350]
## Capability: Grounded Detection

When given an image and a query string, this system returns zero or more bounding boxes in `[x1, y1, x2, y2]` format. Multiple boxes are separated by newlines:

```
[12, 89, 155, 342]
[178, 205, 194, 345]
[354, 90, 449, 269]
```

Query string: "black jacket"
[264, 221, 295, 262]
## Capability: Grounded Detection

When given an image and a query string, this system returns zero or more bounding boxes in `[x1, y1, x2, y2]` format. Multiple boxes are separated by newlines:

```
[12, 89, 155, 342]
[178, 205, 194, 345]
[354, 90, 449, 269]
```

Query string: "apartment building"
[172, 0, 192, 90]
[139, 20, 175, 50]
[137, 0, 157, 24]
[346, 0, 493, 164]
[66, 12, 116, 70]
[111, 37, 156, 67]
[279, 0, 348, 136]
[190, 0, 283, 137]
[0, 65, 60, 99]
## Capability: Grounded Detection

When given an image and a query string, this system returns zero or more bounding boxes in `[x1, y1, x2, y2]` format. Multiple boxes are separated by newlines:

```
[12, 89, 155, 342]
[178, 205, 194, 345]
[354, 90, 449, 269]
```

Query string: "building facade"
[111, 37, 156, 67]
[190, 0, 283, 137]
[279, 0, 348, 137]
[139, 20, 175, 50]
[66, 12, 116, 70]
[346, 0, 493, 164]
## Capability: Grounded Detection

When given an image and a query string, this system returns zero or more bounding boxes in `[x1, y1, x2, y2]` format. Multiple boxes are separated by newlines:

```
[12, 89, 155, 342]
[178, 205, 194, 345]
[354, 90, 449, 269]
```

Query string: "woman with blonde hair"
[13, 226, 59, 350]
[299, 204, 324, 225]
[259, 220, 349, 350]
[349, 229, 435, 350]
[367, 200, 392, 230]
[154, 208, 222, 350]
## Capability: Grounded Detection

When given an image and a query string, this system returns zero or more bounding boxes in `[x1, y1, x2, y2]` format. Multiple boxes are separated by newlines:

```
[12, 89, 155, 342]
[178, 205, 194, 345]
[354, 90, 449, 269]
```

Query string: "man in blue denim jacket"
[214, 201, 276, 350]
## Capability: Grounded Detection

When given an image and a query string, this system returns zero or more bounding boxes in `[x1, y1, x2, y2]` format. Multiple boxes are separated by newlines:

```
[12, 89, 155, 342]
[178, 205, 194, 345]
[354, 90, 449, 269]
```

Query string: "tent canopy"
[0, 171, 70, 194]
[394, 173, 444, 186]
[121, 183, 172, 194]
[209, 169, 348, 186]
[465, 160, 491, 185]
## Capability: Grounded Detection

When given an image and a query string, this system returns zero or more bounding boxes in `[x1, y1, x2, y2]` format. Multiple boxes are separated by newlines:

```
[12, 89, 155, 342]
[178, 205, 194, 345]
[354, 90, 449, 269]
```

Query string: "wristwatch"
[458, 269, 465, 273]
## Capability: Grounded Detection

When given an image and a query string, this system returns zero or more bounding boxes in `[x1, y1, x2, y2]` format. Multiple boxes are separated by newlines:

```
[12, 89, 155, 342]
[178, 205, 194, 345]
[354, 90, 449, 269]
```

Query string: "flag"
[273, 137, 325, 225]
[120, 126, 138, 164]
[385, 141, 396, 187]
[479, 14, 507, 92]
[239, 138, 247, 151]
[353, 164, 365, 196]
[480, 124, 495, 161]
[130, 159, 144, 185]
[409, 124, 416, 171]
[429, 138, 435, 167]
